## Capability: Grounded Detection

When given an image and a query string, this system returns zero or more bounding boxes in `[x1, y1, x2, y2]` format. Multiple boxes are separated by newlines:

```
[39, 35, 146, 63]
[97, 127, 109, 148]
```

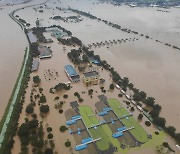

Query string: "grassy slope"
[108, 98, 149, 143]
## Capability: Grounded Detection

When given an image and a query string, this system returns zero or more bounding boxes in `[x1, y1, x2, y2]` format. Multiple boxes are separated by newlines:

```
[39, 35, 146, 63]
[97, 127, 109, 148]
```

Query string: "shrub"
[74, 92, 80, 98]
[39, 88, 43, 92]
[78, 98, 83, 102]
[138, 114, 143, 120]
[45, 148, 53, 154]
[54, 96, 59, 100]
[145, 121, 151, 127]
[130, 107, 134, 112]
[31, 113, 37, 119]
[47, 127, 52, 133]
[126, 101, 130, 105]
[155, 131, 159, 135]
[63, 94, 68, 99]
[88, 89, 93, 95]
[48, 133, 53, 139]
[59, 109, 63, 113]
[60, 126, 68, 132]
[162, 142, 169, 148]
[109, 84, 114, 90]
[118, 94, 123, 97]
[65, 141, 71, 147]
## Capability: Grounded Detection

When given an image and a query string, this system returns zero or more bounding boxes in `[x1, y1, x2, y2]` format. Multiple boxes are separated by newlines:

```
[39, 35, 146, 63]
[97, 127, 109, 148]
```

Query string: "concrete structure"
[31, 58, 39, 72]
[64, 65, 80, 82]
[27, 31, 37, 43]
[82, 71, 99, 84]
[38, 45, 52, 59]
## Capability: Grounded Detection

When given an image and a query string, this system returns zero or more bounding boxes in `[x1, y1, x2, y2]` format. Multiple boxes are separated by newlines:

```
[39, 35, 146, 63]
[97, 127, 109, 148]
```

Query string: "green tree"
[153, 104, 162, 111]
[133, 93, 141, 102]
[28, 119, 39, 129]
[82, 54, 89, 63]
[40, 105, 49, 113]
[60, 126, 68, 132]
[47, 133, 53, 139]
[74, 92, 80, 98]
[25, 104, 34, 114]
[153, 117, 166, 128]
[33, 75, 41, 84]
[138, 113, 143, 120]
[139, 91, 147, 99]
[175, 133, 180, 144]
[40, 95, 46, 103]
[166, 126, 176, 137]
[109, 84, 114, 90]
[45, 148, 53, 154]
[88, 89, 93, 95]
[65, 141, 71, 147]
[150, 109, 160, 118]
[128, 83, 134, 90]
[146, 97, 155, 107]
[18, 123, 29, 138]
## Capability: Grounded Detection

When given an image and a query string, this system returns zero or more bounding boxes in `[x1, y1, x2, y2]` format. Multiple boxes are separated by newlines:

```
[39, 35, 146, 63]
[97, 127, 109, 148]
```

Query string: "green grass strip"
[108, 98, 149, 143]
[79, 106, 112, 151]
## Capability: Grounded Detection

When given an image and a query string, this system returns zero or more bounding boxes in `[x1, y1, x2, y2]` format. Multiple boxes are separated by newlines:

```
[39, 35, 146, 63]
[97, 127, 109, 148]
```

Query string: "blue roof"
[75, 144, 87, 151]
[117, 126, 126, 132]
[92, 59, 100, 64]
[81, 138, 93, 144]
[72, 115, 81, 120]
[112, 131, 123, 138]
[103, 107, 111, 112]
[66, 119, 76, 125]
[65, 65, 78, 76]
[98, 111, 108, 116]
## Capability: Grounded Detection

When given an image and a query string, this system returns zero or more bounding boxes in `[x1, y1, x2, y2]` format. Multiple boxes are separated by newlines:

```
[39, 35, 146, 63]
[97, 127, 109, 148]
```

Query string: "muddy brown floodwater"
[1, 0, 180, 153]
[0, 0, 46, 121]
[58, 0, 180, 132]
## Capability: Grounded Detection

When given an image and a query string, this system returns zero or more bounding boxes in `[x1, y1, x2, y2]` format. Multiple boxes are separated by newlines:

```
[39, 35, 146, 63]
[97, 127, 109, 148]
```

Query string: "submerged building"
[83, 71, 99, 84]
[64, 65, 80, 82]
[31, 58, 39, 72]
[38, 45, 52, 59]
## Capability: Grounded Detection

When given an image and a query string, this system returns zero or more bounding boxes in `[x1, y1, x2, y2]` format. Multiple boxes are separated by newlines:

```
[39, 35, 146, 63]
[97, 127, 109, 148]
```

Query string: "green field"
[79, 106, 123, 151]
[108, 98, 149, 143]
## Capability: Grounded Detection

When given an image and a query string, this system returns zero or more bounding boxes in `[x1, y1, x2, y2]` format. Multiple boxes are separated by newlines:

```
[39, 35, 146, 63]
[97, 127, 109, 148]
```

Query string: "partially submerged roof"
[27, 31, 37, 43]
[70, 101, 79, 108]
[83, 71, 99, 78]
[64, 65, 78, 77]
[38, 45, 52, 59]
[31, 59, 39, 72]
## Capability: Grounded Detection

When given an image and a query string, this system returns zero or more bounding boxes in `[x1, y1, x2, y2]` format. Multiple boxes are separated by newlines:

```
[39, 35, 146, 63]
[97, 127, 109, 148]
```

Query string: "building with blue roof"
[64, 65, 80, 82]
